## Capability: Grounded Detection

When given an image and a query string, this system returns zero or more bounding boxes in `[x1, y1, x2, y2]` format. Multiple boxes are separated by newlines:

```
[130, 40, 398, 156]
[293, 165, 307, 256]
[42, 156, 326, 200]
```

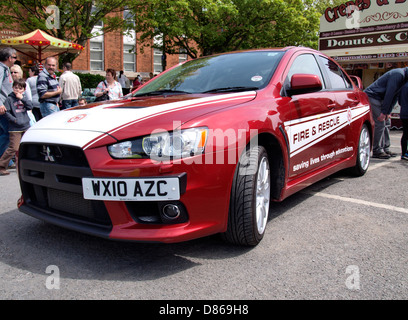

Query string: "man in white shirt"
[59, 62, 82, 110]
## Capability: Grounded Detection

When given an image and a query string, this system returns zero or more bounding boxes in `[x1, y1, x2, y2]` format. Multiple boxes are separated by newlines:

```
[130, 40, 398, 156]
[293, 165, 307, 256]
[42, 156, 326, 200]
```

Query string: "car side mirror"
[288, 74, 322, 96]
[349, 75, 363, 90]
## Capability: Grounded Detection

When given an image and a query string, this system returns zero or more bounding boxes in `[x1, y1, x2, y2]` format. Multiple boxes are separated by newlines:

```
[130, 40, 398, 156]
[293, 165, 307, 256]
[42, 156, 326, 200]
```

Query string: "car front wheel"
[222, 146, 271, 246]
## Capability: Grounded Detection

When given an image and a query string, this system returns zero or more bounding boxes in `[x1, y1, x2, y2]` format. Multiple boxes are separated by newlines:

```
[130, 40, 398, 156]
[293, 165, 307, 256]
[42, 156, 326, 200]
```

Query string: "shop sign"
[333, 51, 408, 61]
[320, 30, 408, 50]
[319, 0, 408, 50]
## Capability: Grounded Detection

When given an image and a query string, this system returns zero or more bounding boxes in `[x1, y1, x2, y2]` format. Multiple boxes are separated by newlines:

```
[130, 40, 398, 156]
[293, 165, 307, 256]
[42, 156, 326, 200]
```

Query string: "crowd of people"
[0, 48, 87, 175]
[0, 47, 151, 176]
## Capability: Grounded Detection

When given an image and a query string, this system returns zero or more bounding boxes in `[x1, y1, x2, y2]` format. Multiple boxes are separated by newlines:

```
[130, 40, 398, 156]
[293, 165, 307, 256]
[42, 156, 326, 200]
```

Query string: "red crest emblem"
[68, 114, 87, 123]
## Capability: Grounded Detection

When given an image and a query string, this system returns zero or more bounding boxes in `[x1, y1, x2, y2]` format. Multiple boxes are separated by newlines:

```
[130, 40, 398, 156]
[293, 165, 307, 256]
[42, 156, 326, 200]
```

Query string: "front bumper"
[18, 143, 236, 243]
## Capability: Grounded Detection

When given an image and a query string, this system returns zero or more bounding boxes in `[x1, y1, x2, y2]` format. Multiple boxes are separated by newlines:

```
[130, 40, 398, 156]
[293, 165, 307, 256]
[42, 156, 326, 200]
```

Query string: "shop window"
[153, 48, 163, 73]
[123, 9, 136, 72]
[124, 44, 136, 72]
[153, 34, 164, 73]
[179, 48, 187, 63]
[90, 16, 104, 71]
[90, 41, 103, 71]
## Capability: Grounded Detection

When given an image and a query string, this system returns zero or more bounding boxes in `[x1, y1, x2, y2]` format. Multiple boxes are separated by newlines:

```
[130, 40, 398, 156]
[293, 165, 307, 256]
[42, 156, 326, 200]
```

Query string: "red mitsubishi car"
[18, 47, 374, 246]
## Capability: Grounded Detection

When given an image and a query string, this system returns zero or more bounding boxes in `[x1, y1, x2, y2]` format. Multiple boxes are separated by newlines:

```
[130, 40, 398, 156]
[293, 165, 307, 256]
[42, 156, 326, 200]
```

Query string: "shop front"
[319, 0, 408, 128]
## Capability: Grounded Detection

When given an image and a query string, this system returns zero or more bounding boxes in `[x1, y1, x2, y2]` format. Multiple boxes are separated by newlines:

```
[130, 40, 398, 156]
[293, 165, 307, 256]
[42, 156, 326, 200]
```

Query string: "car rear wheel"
[222, 146, 271, 246]
[352, 124, 371, 176]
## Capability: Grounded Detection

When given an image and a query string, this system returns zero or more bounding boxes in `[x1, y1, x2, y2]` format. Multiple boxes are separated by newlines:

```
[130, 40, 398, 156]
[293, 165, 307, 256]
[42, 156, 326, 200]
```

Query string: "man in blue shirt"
[365, 67, 408, 159]
[37, 56, 62, 117]
[398, 82, 408, 161]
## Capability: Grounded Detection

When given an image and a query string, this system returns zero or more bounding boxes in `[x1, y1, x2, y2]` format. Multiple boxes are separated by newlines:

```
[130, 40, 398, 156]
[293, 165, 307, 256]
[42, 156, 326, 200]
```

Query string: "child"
[0, 78, 33, 175]
[78, 97, 87, 106]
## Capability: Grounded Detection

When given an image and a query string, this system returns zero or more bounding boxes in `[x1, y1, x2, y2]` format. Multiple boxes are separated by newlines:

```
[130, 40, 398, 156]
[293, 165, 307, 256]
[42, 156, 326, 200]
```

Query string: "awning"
[0, 29, 84, 62]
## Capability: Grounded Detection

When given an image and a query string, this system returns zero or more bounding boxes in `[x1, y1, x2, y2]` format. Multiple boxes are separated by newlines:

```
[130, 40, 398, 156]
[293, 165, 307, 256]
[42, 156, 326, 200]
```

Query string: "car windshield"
[133, 50, 284, 96]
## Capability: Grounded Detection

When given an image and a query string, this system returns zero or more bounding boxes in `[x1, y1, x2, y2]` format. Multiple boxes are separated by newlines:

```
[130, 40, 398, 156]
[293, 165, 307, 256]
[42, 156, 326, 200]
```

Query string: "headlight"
[143, 127, 208, 160]
[107, 141, 141, 159]
[107, 127, 208, 160]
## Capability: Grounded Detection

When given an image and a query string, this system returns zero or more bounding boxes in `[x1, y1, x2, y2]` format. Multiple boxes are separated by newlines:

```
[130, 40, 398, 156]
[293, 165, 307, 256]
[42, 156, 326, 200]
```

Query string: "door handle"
[327, 100, 336, 110]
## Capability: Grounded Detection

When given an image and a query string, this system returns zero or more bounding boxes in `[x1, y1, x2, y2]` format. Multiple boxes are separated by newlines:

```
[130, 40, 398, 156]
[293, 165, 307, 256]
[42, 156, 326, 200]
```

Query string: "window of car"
[283, 54, 326, 95]
[286, 54, 325, 88]
[318, 56, 353, 90]
[133, 51, 285, 95]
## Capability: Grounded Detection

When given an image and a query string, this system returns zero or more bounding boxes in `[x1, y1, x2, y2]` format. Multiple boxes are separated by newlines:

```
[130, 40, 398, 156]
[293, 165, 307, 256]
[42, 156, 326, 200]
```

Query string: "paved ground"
[0, 130, 407, 302]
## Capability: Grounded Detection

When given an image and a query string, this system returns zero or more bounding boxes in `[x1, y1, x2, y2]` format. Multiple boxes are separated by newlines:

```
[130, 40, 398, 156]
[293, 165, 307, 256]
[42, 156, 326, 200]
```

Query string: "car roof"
[200, 46, 323, 59]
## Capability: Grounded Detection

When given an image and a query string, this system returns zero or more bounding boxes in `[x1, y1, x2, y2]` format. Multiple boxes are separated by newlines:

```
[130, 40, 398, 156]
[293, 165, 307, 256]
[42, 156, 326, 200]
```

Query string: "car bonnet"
[22, 92, 256, 149]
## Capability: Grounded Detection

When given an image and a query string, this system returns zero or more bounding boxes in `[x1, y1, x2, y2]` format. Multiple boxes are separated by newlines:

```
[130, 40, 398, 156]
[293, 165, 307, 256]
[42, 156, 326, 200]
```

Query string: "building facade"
[72, 15, 188, 80]
[319, 0, 408, 88]
[319, 0, 408, 128]
[0, 11, 188, 81]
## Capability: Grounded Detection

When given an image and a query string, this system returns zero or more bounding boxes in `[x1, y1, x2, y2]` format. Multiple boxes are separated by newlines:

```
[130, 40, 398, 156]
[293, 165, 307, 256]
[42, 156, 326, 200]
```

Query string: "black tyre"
[222, 146, 271, 246]
[351, 124, 371, 176]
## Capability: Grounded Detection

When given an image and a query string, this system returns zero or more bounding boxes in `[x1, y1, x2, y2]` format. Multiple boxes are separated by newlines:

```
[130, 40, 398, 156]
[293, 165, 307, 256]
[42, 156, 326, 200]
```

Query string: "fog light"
[162, 204, 181, 220]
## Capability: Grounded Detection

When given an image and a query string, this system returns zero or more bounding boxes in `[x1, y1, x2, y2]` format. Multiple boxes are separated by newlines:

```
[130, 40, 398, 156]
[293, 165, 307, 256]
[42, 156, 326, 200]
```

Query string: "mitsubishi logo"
[42, 146, 55, 162]
[40, 145, 63, 162]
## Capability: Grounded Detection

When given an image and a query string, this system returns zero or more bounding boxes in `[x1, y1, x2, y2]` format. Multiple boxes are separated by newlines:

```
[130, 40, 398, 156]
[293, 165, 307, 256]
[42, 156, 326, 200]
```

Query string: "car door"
[282, 53, 339, 179]
[317, 55, 360, 161]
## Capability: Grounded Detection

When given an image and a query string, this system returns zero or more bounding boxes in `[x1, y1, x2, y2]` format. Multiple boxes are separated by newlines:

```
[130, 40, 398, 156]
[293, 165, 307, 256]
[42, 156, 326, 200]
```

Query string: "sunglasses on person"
[10, 56, 17, 59]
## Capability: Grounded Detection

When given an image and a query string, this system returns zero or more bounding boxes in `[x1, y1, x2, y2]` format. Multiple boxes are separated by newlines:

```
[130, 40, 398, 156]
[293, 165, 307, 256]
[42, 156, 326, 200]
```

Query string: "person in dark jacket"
[0, 78, 33, 175]
[365, 67, 408, 159]
[0, 47, 17, 169]
[399, 82, 408, 161]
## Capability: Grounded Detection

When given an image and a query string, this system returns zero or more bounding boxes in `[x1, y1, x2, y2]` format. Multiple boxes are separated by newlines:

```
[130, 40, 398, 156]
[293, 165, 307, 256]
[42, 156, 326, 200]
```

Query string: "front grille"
[20, 143, 89, 167]
[19, 143, 112, 230]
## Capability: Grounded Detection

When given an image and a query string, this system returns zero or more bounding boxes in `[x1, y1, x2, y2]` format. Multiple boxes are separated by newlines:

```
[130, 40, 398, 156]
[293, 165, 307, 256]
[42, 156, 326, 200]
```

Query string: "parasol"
[0, 29, 84, 62]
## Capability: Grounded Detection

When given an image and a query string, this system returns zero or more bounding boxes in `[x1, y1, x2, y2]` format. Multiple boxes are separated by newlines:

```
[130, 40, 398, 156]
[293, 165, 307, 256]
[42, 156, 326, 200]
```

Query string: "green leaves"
[0, 0, 133, 62]
[0, 0, 332, 64]
[131, 0, 323, 59]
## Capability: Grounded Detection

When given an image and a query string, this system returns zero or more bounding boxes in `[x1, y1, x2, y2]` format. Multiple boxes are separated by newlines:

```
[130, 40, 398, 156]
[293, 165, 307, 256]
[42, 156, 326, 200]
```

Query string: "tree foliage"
[0, 0, 132, 63]
[312, 0, 346, 14]
[0, 0, 343, 64]
[130, 0, 323, 59]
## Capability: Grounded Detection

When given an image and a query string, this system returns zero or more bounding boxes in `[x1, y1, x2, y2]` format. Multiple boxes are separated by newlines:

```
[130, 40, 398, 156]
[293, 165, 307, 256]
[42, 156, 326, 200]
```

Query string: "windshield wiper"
[202, 86, 259, 93]
[133, 89, 191, 97]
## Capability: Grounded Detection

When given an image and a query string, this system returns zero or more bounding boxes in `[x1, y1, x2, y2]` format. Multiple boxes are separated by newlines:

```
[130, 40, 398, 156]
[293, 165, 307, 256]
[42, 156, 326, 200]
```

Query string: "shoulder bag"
[94, 81, 110, 102]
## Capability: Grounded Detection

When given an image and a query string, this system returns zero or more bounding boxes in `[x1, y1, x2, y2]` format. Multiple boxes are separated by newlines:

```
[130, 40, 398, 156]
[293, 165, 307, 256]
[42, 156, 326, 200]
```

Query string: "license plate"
[82, 177, 181, 201]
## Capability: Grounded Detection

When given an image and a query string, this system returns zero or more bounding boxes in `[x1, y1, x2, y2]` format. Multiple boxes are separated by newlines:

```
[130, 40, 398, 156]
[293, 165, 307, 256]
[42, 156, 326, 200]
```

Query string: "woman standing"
[118, 70, 130, 95]
[10, 64, 32, 101]
[399, 82, 408, 161]
[95, 68, 123, 101]
[10, 64, 35, 127]
[2, 64, 33, 170]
